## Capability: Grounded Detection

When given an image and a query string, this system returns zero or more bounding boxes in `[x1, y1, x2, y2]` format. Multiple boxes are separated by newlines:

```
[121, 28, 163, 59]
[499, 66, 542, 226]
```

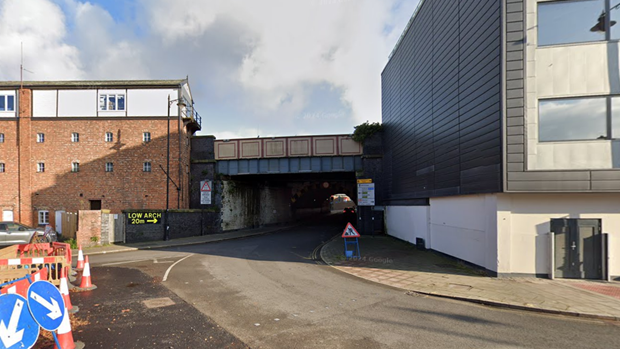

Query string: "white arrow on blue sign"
[26, 281, 65, 331]
[0, 294, 40, 349]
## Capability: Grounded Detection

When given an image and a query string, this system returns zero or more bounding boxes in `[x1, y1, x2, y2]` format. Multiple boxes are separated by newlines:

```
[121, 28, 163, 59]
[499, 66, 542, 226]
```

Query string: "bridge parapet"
[214, 134, 361, 160]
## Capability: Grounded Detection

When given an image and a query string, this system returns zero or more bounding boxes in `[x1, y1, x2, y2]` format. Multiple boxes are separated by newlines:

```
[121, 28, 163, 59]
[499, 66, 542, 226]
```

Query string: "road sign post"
[342, 223, 361, 259]
[0, 294, 40, 349]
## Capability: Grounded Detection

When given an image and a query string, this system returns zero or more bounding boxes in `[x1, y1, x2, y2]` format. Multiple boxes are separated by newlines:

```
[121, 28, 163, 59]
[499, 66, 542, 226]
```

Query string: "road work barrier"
[0, 242, 71, 287]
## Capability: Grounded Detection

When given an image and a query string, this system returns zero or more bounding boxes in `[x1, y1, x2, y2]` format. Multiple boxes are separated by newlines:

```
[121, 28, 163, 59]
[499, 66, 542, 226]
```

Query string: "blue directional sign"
[0, 294, 39, 349]
[26, 281, 65, 331]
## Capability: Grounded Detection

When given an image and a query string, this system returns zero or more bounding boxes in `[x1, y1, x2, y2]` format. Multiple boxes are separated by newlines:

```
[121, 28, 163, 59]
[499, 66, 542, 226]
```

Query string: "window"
[0, 95, 14, 111]
[105, 162, 113, 172]
[99, 93, 125, 111]
[38, 210, 49, 225]
[143, 162, 151, 172]
[71, 132, 79, 143]
[105, 132, 113, 142]
[0, 163, 4, 173]
[37, 162, 45, 173]
[539, 97, 607, 141]
[143, 132, 151, 142]
[538, 0, 605, 46]
[37, 133, 44, 143]
[0, 133, 4, 143]
[72, 162, 79, 173]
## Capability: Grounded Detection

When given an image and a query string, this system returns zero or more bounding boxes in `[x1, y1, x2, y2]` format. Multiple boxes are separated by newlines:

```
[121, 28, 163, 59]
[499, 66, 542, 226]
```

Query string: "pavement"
[320, 234, 620, 321]
[73, 224, 620, 321]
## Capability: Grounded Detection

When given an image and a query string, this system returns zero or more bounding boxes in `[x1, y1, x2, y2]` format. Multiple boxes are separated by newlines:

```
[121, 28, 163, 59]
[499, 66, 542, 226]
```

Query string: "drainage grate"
[143, 297, 175, 309]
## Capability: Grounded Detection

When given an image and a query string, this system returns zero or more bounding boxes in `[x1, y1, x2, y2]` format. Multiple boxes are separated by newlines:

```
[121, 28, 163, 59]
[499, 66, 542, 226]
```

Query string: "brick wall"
[0, 87, 193, 231]
[77, 210, 102, 247]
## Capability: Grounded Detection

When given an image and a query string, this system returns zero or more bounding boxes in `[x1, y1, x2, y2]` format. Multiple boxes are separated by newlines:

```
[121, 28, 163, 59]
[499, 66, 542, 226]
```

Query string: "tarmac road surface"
[85, 219, 620, 349]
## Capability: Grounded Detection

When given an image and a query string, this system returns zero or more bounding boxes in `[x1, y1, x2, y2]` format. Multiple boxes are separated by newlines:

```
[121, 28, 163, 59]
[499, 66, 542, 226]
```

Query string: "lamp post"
[165, 94, 186, 241]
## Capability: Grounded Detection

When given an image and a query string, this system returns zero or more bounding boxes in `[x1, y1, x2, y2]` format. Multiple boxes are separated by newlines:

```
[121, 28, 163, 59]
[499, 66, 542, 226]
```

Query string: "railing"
[181, 98, 202, 129]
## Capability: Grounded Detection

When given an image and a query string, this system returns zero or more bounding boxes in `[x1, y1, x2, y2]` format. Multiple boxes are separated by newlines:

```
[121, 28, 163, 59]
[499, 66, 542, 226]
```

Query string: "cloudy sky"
[0, 0, 419, 139]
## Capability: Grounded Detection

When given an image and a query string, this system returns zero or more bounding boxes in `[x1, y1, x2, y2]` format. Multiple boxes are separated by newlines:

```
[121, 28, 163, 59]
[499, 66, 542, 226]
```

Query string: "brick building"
[0, 79, 201, 231]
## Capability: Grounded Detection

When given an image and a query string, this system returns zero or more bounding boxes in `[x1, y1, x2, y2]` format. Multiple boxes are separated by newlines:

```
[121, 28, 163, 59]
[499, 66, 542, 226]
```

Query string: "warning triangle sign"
[201, 181, 212, 192]
[341, 222, 360, 238]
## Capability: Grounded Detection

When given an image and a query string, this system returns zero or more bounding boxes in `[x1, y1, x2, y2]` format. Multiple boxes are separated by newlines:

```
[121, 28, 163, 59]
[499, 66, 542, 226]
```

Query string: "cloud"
[0, 0, 420, 138]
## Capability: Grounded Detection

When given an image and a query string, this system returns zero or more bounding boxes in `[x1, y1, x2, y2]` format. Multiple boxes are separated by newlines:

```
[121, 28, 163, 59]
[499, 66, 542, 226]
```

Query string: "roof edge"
[0, 79, 187, 89]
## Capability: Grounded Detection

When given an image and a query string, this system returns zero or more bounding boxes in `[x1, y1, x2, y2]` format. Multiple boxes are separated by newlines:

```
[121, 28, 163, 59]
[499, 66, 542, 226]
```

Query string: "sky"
[0, 0, 420, 139]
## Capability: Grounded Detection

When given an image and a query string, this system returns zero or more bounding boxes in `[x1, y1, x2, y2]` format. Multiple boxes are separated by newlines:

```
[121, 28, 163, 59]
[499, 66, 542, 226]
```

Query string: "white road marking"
[101, 259, 149, 266]
[162, 254, 193, 282]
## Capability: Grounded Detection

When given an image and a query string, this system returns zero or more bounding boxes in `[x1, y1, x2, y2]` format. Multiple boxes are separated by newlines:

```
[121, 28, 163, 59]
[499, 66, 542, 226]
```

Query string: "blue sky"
[0, 0, 420, 139]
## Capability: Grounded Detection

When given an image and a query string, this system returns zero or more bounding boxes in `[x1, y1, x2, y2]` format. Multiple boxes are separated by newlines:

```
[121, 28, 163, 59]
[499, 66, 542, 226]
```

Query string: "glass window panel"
[0, 96, 5, 110]
[538, 0, 605, 46]
[108, 95, 116, 110]
[539, 97, 607, 141]
[99, 95, 107, 111]
[611, 0, 620, 39]
[7, 96, 14, 111]
[610, 97, 620, 137]
[117, 94, 125, 110]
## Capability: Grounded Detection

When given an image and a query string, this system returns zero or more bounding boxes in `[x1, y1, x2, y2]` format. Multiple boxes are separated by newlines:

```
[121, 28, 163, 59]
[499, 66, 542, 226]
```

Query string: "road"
[86, 220, 620, 349]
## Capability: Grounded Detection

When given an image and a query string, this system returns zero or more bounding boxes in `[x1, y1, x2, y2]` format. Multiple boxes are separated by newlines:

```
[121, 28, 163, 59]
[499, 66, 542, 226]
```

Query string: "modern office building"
[381, 0, 618, 279]
[0, 79, 201, 230]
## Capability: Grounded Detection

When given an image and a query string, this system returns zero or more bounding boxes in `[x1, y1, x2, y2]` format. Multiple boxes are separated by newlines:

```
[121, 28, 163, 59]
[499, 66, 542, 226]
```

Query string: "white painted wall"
[385, 206, 429, 245]
[498, 193, 620, 277]
[429, 195, 499, 271]
[33, 90, 58, 117]
[58, 90, 97, 117]
[0, 90, 16, 118]
[127, 88, 178, 117]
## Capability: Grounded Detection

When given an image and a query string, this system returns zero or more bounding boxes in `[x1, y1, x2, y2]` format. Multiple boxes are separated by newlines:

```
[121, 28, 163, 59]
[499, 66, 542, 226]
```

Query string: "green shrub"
[352, 122, 383, 144]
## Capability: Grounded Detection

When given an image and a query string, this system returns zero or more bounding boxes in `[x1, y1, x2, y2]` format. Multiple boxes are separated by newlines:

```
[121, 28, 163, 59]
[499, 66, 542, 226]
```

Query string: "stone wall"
[123, 209, 221, 243]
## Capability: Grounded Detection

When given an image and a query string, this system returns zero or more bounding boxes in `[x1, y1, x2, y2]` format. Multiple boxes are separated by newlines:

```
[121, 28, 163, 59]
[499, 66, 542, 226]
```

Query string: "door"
[2, 210, 13, 221]
[55, 211, 64, 236]
[552, 218, 602, 279]
[90, 200, 102, 210]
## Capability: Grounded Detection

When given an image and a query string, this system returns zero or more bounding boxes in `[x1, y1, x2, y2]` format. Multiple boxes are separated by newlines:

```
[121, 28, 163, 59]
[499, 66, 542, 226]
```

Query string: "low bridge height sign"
[127, 212, 162, 225]
[200, 180, 212, 205]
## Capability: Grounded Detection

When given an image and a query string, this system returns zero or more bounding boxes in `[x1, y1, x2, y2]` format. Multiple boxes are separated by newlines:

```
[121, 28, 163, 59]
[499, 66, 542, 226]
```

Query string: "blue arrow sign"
[0, 294, 39, 349]
[26, 281, 65, 331]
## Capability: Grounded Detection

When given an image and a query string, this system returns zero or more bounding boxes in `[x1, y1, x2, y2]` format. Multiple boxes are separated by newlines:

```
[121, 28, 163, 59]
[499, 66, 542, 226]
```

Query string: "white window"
[143, 132, 151, 142]
[105, 162, 113, 172]
[0, 163, 4, 173]
[37, 133, 45, 143]
[0, 133, 4, 143]
[37, 162, 45, 173]
[38, 210, 49, 225]
[143, 162, 151, 172]
[72, 162, 79, 172]
[71, 132, 79, 143]
[99, 93, 125, 111]
[105, 132, 113, 142]
[0, 95, 14, 111]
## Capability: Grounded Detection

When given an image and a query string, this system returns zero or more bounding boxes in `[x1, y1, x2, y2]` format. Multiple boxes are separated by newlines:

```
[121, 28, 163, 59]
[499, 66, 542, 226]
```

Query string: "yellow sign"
[357, 179, 372, 184]
[128, 212, 162, 225]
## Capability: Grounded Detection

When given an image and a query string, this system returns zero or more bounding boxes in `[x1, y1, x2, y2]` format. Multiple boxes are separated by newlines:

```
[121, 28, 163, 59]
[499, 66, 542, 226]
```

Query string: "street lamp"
[164, 94, 186, 241]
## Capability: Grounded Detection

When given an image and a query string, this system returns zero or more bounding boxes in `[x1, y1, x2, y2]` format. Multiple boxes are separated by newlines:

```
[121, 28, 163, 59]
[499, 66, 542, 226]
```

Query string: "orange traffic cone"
[54, 308, 85, 349]
[76, 255, 97, 291]
[61, 267, 78, 313]
[75, 245, 84, 270]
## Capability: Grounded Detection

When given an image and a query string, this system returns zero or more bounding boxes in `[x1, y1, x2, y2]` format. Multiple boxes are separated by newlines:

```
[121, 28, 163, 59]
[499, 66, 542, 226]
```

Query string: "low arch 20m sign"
[127, 212, 162, 225]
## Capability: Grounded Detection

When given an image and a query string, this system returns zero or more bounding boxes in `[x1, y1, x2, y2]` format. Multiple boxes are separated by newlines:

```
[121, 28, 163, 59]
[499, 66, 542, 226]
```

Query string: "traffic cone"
[61, 267, 78, 313]
[54, 308, 85, 349]
[76, 255, 97, 291]
[76, 245, 84, 270]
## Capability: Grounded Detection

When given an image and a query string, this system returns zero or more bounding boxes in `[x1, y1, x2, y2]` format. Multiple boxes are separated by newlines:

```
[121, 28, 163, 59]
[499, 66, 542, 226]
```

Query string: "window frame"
[38, 210, 49, 225]
[0, 133, 4, 143]
[105, 132, 113, 142]
[99, 93, 126, 111]
[0, 95, 15, 112]
[0, 163, 4, 173]
[71, 162, 80, 173]
[71, 132, 79, 143]
[143, 162, 152, 172]
[37, 162, 45, 173]
[37, 133, 45, 143]
[143, 132, 151, 143]
[105, 162, 114, 172]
